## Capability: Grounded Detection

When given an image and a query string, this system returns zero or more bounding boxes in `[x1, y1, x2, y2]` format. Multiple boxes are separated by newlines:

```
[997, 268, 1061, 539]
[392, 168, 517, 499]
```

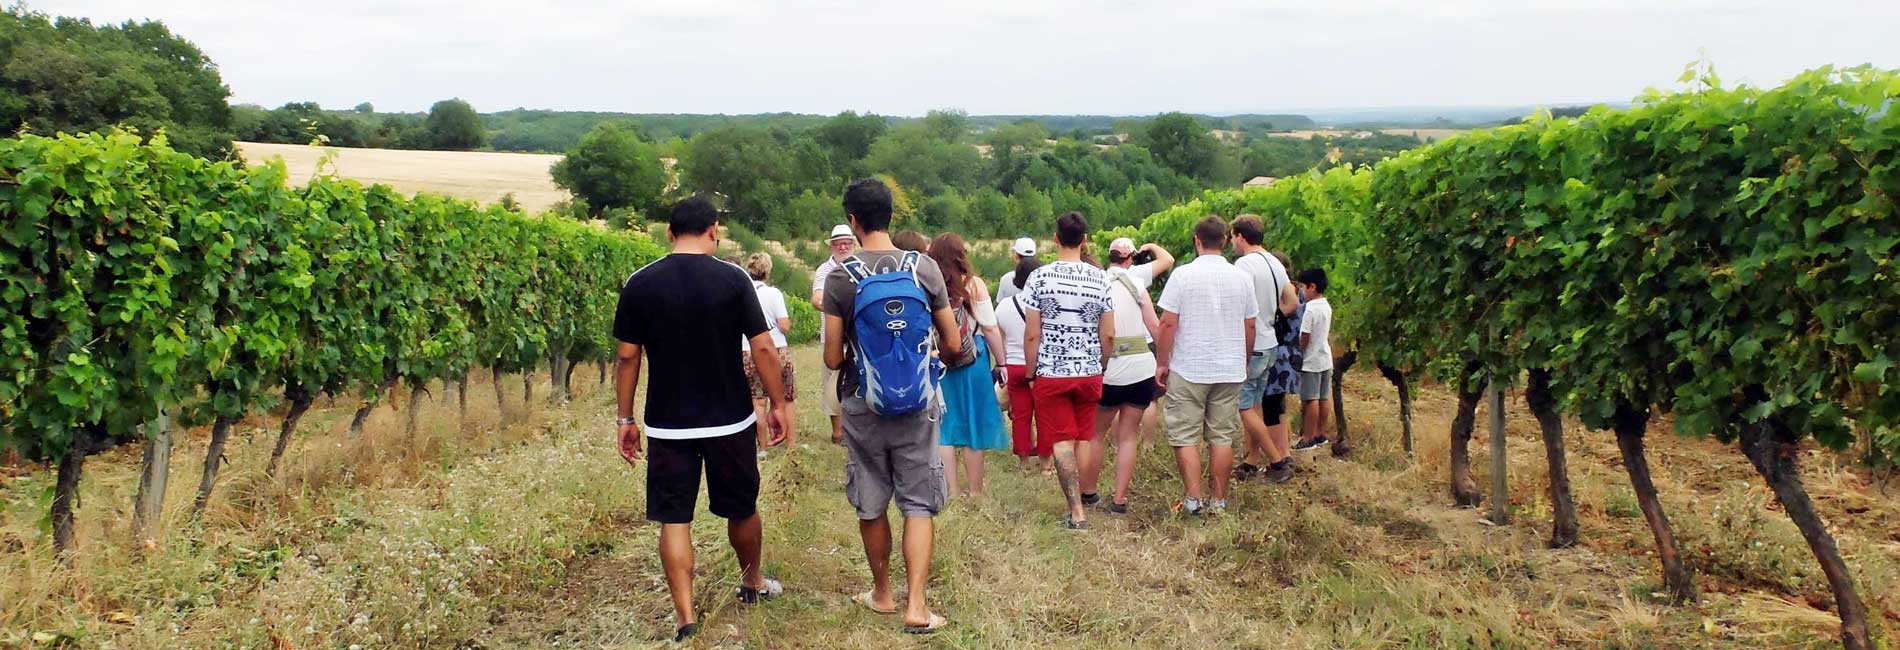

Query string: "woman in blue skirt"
[928, 233, 1010, 498]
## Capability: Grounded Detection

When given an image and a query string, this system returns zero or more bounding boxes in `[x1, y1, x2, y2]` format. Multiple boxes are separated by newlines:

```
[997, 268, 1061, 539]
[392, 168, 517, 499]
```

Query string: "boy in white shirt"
[1290, 268, 1335, 452]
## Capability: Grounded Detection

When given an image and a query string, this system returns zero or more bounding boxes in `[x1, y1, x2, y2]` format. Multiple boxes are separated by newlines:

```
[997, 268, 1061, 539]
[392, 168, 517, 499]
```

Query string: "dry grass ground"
[235, 142, 569, 213]
[2, 347, 1895, 648]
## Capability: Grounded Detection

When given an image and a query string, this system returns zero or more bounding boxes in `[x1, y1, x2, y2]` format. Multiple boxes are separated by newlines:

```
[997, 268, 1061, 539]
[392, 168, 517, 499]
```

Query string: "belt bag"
[1111, 336, 1148, 359]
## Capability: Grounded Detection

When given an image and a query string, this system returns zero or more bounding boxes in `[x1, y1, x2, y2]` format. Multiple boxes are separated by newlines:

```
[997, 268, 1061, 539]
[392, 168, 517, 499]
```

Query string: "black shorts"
[1259, 392, 1287, 425]
[645, 427, 760, 524]
[1099, 377, 1158, 410]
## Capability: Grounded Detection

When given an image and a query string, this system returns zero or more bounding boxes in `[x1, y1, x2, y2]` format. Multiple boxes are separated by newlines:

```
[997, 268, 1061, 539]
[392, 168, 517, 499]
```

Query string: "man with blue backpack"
[822, 178, 963, 635]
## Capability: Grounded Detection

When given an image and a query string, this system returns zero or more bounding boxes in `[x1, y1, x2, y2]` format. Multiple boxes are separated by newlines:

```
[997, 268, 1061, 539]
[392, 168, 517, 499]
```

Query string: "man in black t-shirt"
[612, 196, 796, 643]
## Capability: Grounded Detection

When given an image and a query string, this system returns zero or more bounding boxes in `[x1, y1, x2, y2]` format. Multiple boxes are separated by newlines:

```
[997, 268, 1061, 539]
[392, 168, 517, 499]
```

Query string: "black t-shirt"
[613, 254, 769, 439]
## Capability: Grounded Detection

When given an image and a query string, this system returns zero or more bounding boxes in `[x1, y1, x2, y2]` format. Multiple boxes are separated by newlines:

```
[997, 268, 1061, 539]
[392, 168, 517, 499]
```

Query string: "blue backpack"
[842, 252, 938, 416]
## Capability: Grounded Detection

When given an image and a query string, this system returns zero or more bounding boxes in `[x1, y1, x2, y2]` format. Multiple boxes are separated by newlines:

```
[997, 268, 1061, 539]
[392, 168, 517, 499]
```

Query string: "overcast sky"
[46, 0, 1900, 116]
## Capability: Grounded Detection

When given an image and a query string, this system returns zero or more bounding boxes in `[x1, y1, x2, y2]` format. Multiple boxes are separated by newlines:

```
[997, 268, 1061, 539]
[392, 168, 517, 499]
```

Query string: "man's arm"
[1155, 311, 1179, 388]
[1098, 308, 1116, 369]
[1142, 243, 1175, 276]
[749, 332, 795, 445]
[1243, 317, 1256, 362]
[824, 314, 847, 370]
[810, 288, 825, 310]
[614, 341, 644, 465]
[1024, 310, 1042, 380]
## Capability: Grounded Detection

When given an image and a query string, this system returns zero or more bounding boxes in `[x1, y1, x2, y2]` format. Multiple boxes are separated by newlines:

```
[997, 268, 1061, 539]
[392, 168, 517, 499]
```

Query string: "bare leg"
[1139, 402, 1161, 446]
[939, 445, 960, 498]
[1267, 415, 1292, 461]
[1315, 399, 1331, 440]
[1210, 444, 1235, 501]
[729, 514, 765, 589]
[659, 523, 697, 626]
[1173, 445, 1204, 501]
[962, 448, 987, 497]
[901, 516, 938, 628]
[1240, 406, 1271, 466]
[1080, 408, 1114, 495]
[1300, 400, 1321, 443]
[859, 515, 897, 611]
[754, 398, 772, 449]
[1052, 440, 1086, 522]
[1111, 405, 1144, 505]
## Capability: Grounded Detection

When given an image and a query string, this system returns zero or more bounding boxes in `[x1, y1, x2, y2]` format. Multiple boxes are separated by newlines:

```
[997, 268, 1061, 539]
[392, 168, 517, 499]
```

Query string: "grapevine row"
[1118, 65, 1895, 647]
[0, 130, 664, 553]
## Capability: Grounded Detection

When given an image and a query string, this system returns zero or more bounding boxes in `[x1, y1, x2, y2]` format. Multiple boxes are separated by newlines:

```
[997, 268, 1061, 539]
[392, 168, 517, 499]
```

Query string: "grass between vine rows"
[1, 346, 1895, 648]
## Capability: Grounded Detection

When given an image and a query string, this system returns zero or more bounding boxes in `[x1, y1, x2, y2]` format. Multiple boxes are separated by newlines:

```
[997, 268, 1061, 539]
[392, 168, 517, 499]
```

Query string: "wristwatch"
[615, 416, 638, 426]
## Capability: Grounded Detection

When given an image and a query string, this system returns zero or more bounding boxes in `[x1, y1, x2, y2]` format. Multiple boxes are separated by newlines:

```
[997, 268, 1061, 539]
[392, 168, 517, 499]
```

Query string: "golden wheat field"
[235, 142, 570, 213]
[2, 345, 1895, 648]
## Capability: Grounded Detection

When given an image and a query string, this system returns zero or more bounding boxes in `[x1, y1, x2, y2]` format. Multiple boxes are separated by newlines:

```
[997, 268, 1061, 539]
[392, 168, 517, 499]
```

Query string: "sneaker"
[1106, 500, 1129, 515]
[1234, 463, 1261, 480]
[1080, 492, 1101, 507]
[673, 622, 701, 643]
[1207, 499, 1229, 514]
[1291, 437, 1330, 452]
[756, 450, 769, 460]
[1061, 515, 1090, 530]
[1173, 497, 1204, 516]
[1265, 462, 1295, 484]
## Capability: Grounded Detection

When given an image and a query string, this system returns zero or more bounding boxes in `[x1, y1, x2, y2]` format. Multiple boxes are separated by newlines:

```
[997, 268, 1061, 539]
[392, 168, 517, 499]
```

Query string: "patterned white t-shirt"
[1023, 260, 1114, 378]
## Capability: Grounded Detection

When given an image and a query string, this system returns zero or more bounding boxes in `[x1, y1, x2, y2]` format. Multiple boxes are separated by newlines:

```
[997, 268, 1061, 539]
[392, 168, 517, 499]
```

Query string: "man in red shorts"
[1022, 211, 1115, 530]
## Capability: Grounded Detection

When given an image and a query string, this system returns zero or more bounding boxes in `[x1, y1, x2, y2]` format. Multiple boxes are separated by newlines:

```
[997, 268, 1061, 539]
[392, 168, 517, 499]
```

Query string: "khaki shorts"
[821, 367, 841, 416]
[1163, 379, 1242, 448]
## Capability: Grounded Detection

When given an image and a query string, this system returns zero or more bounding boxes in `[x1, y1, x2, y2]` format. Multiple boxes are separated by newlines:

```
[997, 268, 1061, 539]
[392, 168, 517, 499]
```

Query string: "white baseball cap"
[828, 224, 856, 243]
[1109, 238, 1137, 255]
[1011, 237, 1037, 257]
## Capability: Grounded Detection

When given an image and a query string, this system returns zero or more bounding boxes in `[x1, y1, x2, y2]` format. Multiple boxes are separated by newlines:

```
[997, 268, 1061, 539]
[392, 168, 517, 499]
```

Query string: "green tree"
[353, 102, 374, 113]
[0, 9, 235, 157]
[550, 122, 666, 218]
[1141, 112, 1217, 180]
[921, 109, 970, 143]
[426, 98, 484, 150]
[679, 125, 792, 230]
[814, 110, 886, 162]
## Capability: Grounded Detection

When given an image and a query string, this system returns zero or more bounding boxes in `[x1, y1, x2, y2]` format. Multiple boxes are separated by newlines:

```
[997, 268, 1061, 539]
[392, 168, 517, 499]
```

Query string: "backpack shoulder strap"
[1011, 294, 1026, 320]
[841, 256, 870, 283]
[1110, 268, 1141, 304]
[898, 250, 924, 289]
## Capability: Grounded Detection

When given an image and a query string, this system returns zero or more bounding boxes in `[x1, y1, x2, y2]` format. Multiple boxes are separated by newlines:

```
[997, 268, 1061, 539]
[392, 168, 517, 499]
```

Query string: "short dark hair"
[1231, 214, 1266, 246]
[842, 178, 893, 233]
[1055, 212, 1088, 247]
[1297, 267, 1328, 294]
[1193, 215, 1229, 250]
[669, 195, 719, 236]
[1013, 255, 1043, 289]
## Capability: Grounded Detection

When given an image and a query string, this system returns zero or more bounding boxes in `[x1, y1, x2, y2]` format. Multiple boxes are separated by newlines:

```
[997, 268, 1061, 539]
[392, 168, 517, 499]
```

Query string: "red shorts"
[1031, 375, 1103, 446]
[1005, 365, 1047, 458]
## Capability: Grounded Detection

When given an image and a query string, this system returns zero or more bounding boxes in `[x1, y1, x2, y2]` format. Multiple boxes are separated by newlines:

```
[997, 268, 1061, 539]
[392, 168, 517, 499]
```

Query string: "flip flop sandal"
[855, 590, 898, 615]
[736, 578, 783, 604]
[902, 613, 948, 635]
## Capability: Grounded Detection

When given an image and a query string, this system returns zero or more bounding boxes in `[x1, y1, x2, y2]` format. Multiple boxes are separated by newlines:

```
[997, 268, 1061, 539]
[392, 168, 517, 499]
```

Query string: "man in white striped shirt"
[1155, 216, 1258, 516]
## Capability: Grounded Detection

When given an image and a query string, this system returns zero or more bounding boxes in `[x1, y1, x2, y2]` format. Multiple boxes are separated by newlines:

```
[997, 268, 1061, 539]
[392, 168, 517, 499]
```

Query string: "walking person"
[613, 196, 796, 643]
[1081, 237, 1172, 514]
[742, 253, 797, 454]
[1023, 212, 1115, 530]
[994, 237, 1038, 302]
[1154, 216, 1258, 515]
[822, 178, 962, 634]
[928, 233, 1010, 498]
[995, 255, 1049, 471]
[812, 224, 857, 446]
[1291, 268, 1336, 452]
[1230, 216, 1299, 482]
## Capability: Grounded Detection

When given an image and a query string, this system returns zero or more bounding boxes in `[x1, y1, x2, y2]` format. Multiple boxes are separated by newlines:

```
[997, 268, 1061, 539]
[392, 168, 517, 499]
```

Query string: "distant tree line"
[233, 99, 483, 150]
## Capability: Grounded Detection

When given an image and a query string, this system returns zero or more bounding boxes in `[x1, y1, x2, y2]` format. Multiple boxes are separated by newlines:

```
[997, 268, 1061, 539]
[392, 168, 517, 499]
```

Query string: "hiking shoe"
[673, 623, 701, 643]
[736, 578, 783, 604]
[1061, 515, 1090, 530]
[1106, 500, 1129, 515]
[1265, 463, 1295, 483]
[1173, 497, 1204, 516]
[1291, 437, 1330, 452]
[1207, 499, 1229, 515]
[1234, 463, 1261, 480]
[1080, 492, 1101, 507]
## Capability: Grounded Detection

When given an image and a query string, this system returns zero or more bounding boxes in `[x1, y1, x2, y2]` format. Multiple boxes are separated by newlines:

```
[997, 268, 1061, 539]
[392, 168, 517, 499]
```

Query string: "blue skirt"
[939, 343, 1009, 450]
